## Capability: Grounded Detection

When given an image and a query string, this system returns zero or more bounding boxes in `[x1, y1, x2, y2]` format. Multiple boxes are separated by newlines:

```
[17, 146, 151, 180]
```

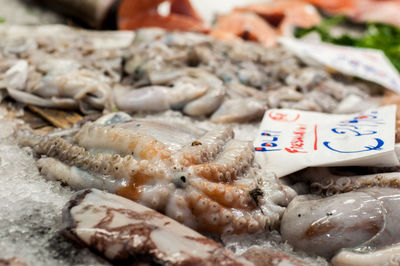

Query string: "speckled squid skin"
[280, 187, 400, 259]
[18, 114, 296, 235]
[63, 189, 253, 265]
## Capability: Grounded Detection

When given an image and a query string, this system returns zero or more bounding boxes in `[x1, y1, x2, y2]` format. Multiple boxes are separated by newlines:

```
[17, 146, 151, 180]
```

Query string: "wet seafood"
[281, 187, 400, 259]
[289, 167, 400, 196]
[234, 0, 322, 36]
[210, 0, 321, 45]
[0, 25, 383, 123]
[120, 29, 381, 121]
[1, 24, 397, 266]
[278, 167, 400, 263]
[241, 247, 310, 266]
[17, 112, 296, 235]
[63, 188, 251, 265]
[118, 0, 207, 32]
[210, 12, 277, 47]
[0, 25, 133, 113]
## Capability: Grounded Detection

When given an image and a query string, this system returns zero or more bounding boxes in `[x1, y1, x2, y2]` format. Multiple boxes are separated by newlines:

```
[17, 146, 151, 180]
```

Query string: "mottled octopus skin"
[293, 168, 400, 196]
[19, 114, 295, 235]
[280, 187, 400, 258]
[63, 189, 252, 265]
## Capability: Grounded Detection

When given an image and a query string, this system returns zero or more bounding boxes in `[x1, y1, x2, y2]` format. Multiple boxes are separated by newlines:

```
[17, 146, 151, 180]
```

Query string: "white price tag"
[280, 38, 400, 94]
[254, 105, 399, 177]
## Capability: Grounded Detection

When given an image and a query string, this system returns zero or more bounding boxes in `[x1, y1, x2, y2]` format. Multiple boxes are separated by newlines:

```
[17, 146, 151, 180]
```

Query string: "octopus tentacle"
[190, 140, 254, 182]
[37, 157, 125, 192]
[16, 113, 296, 235]
[257, 197, 284, 229]
[185, 189, 266, 234]
[35, 136, 139, 179]
[189, 178, 255, 209]
[172, 126, 234, 166]
[310, 172, 400, 195]
[74, 122, 171, 160]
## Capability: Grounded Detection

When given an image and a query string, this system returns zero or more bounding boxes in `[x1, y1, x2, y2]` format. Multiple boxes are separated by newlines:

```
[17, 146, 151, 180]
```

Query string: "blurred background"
[0, 0, 267, 26]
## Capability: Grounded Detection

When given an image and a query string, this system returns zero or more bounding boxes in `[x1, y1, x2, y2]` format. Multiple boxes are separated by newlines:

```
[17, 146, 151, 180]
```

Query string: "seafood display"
[2, 23, 400, 266]
[211, 0, 400, 46]
[16, 107, 400, 264]
[241, 247, 310, 266]
[0, 25, 133, 112]
[64, 188, 316, 266]
[277, 167, 400, 264]
[63, 188, 251, 265]
[282, 187, 400, 258]
[17, 112, 296, 235]
[211, 0, 322, 42]
[0, 25, 384, 123]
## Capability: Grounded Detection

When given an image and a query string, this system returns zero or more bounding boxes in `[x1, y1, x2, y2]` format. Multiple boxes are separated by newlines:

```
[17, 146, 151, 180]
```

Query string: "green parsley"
[296, 17, 400, 72]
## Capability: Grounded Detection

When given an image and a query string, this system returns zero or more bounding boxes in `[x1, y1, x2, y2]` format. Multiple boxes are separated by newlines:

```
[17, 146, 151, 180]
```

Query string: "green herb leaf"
[0, 18, 5, 24]
[296, 17, 400, 72]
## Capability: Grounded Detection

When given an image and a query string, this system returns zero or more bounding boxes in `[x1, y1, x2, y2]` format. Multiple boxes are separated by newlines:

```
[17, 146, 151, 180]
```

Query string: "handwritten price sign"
[254, 106, 399, 177]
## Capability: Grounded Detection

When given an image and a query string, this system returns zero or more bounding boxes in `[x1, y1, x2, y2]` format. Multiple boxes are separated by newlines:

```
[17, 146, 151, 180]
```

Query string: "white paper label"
[280, 38, 400, 94]
[254, 105, 399, 177]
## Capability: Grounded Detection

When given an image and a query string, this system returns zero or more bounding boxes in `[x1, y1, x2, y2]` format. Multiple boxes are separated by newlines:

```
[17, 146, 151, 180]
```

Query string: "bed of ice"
[0, 108, 327, 265]
[0, 114, 110, 265]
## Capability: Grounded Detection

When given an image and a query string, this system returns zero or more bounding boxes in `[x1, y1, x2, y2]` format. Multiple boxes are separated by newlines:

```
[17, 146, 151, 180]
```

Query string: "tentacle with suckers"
[190, 140, 254, 182]
[74, 122, 171, 160]
[185, 188, 268, 235]
[35, 136, 139, 179]
[320, 172, 400, 196]
[16, 112, 296, 235]
[288, 168, 400, 196]
[171, 126, 234, 166]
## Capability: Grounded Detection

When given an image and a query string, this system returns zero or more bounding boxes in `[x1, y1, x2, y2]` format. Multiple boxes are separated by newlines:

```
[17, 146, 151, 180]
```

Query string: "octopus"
[0, 25, 384, 123]
[0, 25, 132, 113]
[64, 188, 313, 265]
[17, 112, 296, 235]
[280, 167, 400, 265]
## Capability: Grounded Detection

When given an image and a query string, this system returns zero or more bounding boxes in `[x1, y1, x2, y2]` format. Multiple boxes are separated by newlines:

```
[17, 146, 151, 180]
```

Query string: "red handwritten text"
[285, 124, 308, 153]
[268, 111, 300, 122]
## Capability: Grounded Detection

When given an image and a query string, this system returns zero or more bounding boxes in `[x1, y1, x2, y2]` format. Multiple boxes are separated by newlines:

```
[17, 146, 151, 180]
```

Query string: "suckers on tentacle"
[16, 113, 296, 235]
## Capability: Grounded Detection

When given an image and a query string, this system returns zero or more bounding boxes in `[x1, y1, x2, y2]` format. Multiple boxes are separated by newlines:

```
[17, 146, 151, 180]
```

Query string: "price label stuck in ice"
[279, 38, 400, 94]
[254, 105, 399, 177]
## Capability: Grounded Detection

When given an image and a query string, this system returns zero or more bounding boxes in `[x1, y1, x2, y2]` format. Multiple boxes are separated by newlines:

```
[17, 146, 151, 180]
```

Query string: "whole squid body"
[280, 187, 400, 264]
[63, 188, 312, 266]
[63, 188, 252, 265]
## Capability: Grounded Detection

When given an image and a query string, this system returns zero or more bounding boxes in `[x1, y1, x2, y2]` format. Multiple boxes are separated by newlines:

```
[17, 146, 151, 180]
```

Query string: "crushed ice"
[0, 109, 328, 265]
[0, 117, 109, 265]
